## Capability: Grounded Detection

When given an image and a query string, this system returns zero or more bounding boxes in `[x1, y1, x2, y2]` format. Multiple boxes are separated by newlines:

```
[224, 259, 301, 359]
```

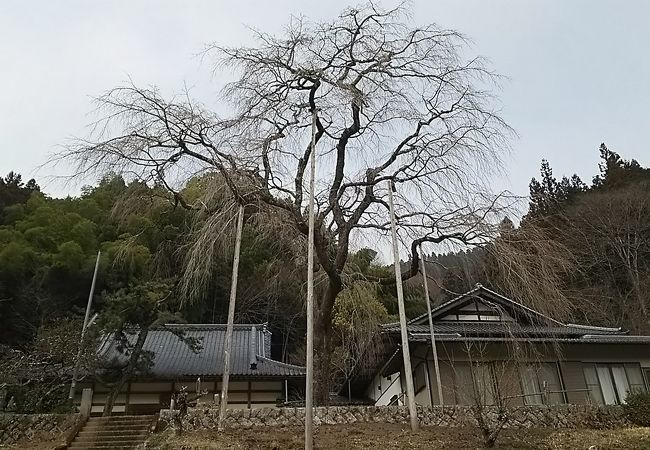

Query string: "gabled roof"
[409, 284, 566, 327]
[382, 285, 650, 343]
[98, 324, 305, 379]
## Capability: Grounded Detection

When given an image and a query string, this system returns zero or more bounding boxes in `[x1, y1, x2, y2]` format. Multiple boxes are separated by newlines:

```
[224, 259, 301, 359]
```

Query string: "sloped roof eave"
[404, 333, 650, 345]
[401, 285, 630, 336]
[97, 323, 306, 379]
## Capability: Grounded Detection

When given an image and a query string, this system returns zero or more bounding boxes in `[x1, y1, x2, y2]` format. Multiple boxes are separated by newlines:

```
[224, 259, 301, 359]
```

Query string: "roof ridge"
[256, 355, 306, 371]
[476, 285, 565, 326]
[566, 323, 623, 332]
[153, 323, 268, 329]
[164, 323, 268, 326]
[408, 285, 483, 324]
[407, 283, 625, 332]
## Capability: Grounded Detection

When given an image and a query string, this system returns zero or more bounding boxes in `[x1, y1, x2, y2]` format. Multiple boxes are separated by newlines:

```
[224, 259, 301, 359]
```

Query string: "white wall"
[78, 379, 286, 413]
[366, 371, 403, 406]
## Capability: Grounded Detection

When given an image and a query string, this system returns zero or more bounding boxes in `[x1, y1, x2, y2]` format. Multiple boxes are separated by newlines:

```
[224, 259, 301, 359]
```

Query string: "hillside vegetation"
[1, 144, 648, 413]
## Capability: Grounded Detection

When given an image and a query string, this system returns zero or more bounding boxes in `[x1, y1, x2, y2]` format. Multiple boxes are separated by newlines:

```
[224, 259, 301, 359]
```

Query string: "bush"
[623, 391, 650, 427]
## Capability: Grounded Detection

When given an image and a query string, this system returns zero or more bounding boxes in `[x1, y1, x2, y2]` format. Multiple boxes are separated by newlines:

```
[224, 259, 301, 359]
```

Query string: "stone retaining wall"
[160, 404, 627, 432]
[0, 413, 80, 447]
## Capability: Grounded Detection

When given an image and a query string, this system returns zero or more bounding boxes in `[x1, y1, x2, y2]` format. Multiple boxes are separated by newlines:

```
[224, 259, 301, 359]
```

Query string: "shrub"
[623, 391, 650, 427]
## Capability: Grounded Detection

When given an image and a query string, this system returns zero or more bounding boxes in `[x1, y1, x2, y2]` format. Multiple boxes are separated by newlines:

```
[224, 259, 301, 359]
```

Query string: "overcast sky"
[1, 0, 648, 199]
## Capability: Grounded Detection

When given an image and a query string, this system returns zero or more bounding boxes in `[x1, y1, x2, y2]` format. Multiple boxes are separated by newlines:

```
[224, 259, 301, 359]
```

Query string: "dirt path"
[147, 423, 650, 449]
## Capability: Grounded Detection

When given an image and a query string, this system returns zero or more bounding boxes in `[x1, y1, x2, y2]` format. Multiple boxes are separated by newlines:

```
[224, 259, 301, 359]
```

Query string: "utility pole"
[387, 180, 419, 431]
[218, 204, 245, 431]
[305, 108, 318, 450]
[419, 252, 444, 406]
[68, 250, 101, 401]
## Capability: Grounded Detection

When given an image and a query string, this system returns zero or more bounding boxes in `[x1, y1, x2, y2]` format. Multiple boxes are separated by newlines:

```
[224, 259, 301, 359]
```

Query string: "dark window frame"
[439, 299, 512, 323]
[451, 361, 501, 406]
[583, 362, 646, 405]
[412, 362, 428, 394]
[518, 361, 566, 405]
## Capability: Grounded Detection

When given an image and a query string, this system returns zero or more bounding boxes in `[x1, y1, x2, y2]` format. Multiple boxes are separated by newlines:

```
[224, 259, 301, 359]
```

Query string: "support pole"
[387, 181, 419, 431]
[419, 253, 444, 406]
[218, 204, 245, 431]
[69, 250, 101, 401]
[305, 108, 318, 450]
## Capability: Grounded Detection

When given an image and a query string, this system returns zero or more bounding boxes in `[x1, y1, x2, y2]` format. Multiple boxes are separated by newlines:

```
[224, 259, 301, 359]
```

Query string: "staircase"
[67, 415, 156, 450]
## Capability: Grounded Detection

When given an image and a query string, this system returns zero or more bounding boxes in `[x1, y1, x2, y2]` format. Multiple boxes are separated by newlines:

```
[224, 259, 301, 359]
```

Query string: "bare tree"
[487, 223, 577, 322]
[453, 340, 528, 448]
[56, 3, 512, 403]
[0, 318, 98, 413]
[562, 185, 650, 332]
[452, 333, 563, 448]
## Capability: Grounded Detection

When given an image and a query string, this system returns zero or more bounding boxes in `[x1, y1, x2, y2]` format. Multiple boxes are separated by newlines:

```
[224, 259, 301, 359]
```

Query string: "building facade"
[358, 285, 650, 408]
[78, 324, 305, 415]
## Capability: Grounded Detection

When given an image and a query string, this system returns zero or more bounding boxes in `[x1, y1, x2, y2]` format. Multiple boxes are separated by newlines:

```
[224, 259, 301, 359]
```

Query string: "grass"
[144, 423, 650, 449]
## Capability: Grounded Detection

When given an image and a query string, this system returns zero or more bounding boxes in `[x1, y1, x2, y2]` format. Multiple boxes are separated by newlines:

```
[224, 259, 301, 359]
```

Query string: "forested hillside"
[423, 145, 650, 333]
[0, 174, 302, 351]
[0, 172, 404, 363]
[1, 143, 647, 412]
[1, 144, 647, 350]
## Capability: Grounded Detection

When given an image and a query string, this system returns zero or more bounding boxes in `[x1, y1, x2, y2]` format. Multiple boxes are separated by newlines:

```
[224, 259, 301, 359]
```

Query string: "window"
[453, 363, 475, 405]
[452, 362, 497, 405]
[583, 364, 646, 405]
[413, 363, 427, 394]
[473, 363, 497, 405]
[519, 363, 565, 405]
[440, 300, 514, 322]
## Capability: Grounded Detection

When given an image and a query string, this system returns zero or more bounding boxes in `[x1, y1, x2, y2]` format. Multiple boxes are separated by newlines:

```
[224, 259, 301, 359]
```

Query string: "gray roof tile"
[383, 285, 648, 344]
[381, 322, 623, 337]
[100, 324, 305, 379]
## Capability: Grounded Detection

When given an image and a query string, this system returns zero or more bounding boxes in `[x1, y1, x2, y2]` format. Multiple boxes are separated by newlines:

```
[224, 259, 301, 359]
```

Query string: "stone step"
[88, 416, 154, 423]
[88, 415, 154, 420]
[86, 417, 153, 424]
[83, 421, 151, 428]
[78, 429, 148, 436]
[68, 416, 156, 450]
[80, 426, 149, 434]
[75, 436, 146, 442]
[69, 441, 142, 449]
[83, 423, 151, 429]
[75, 433, 148, 442]
[72, 435, 146, 442]
[68, 443, 140, 450]
[67, 415, 154, 450]
[85, 420, 153, 428]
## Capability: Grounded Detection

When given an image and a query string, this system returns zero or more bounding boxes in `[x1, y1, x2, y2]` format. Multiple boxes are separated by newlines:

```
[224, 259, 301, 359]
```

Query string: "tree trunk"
[313, 280, 342, 405]
[629, 264, 649, 323]
[102, 328, 149, 416]
[313, 329, 332, 405]
[103, 376, 127, 417]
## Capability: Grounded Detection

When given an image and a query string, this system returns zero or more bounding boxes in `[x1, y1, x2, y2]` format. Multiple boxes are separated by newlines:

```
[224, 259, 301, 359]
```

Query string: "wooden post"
[69, 250, 101, 401]
[419, 253, 444, 406]
[387, 180, 419, 431]
[305, 108, 318, 450]
[79, 388, 93, 419]
[218, 204, 245, 431]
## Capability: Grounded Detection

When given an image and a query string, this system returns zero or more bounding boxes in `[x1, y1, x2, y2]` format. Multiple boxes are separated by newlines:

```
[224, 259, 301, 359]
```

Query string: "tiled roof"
[382, 285, 649, 344]
[408, 284, 567, 326]
[381, 322, 623, 337]
[401, 332, 650, 344]
[98, 324, 305, 379]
